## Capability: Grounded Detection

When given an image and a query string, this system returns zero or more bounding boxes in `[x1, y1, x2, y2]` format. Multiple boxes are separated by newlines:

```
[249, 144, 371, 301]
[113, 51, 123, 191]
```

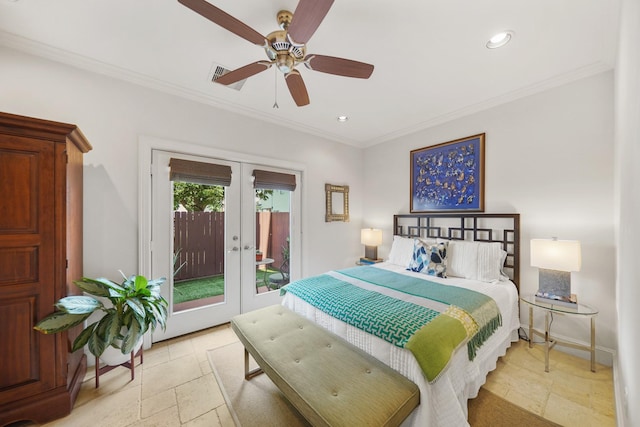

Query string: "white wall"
[0, 46, 364, 281]
[364, 72, 616, 363]
[614, 0, 640, 424]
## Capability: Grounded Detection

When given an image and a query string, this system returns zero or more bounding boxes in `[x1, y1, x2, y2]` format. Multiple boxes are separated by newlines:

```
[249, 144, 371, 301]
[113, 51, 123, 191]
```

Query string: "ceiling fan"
[178, 0, 374, 107]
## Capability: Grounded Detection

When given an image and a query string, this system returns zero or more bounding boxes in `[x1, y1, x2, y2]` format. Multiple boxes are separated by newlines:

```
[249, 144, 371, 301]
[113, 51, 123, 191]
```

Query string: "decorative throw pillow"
[408, 240, 448, 278]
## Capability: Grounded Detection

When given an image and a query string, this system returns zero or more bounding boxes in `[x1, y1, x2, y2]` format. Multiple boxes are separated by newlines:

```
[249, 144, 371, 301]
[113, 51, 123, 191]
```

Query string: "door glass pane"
[255, 188, 291, 294]
[172, 181, 226, 311]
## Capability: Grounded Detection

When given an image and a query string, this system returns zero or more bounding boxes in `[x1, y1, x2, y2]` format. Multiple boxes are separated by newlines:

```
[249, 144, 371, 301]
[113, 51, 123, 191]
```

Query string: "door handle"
[244, 245, 255, 250]
[227, 246, 239, 253]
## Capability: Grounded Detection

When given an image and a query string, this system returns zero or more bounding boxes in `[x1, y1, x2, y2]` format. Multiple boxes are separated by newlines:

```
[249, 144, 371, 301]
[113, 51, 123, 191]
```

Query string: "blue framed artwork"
[410, 134, 485, 212]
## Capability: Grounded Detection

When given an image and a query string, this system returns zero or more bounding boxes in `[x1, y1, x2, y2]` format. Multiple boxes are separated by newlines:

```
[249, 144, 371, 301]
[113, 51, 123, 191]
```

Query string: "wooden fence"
[173, 211, 290, 281]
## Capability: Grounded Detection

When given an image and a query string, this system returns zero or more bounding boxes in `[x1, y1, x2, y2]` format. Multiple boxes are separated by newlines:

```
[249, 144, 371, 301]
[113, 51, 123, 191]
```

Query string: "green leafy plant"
[34, 272, 168, 359]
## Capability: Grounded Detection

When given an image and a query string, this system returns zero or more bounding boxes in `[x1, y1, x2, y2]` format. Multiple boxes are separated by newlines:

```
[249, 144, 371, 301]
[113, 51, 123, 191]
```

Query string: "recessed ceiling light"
[486, 31, 514, 49]
[337, 115, 349, 122]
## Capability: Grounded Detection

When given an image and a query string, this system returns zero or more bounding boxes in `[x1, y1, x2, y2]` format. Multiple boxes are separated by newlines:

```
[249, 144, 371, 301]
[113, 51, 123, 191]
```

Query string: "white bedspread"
[281, 262, 520, 427]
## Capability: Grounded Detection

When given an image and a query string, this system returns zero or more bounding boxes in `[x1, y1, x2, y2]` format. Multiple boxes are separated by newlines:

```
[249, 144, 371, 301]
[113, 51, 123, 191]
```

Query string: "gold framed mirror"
[325, 184, 349, 222]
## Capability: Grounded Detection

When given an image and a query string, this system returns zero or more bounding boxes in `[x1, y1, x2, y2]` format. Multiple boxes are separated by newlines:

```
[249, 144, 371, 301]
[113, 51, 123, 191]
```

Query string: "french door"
[150, 150, 299, 341]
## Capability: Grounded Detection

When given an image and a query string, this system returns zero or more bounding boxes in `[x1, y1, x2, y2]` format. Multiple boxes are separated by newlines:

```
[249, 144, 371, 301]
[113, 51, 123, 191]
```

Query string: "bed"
[281, 213, 520, 427]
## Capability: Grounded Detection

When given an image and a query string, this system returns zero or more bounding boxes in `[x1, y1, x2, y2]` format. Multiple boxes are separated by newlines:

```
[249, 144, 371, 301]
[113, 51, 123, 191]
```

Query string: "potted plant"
[34, 272, 168, 363]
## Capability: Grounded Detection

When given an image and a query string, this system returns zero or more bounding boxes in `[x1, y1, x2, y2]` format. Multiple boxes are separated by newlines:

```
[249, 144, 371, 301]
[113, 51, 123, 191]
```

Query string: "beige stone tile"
[485, 358, 553, 396]
[143, 343, 171, 370]
[544, 392, 615, 427]
[502, 341, 544, 369]
[216, 405, 237, 427]
[74, 363, 142, 408]
[132, 405, 181, 427]
[481, 377, 509, 398]
[43, 385, 141, 427]
[549, 370, 593, 407]
[483, 361, 521, 390]
[190, 329, 222, 349]
[182, 409, 222, 427]
[191, 325, 238, 355]
[590, 381, 616, 418]
[199, 358, 212, 375]
[504, 384, 549, 416]
[141, 355, 203, 400]
[554, 355, 598, 377]
[141, 388, 177, 419]
[168, 338, 196, 360]
[176, 373, 226, 423]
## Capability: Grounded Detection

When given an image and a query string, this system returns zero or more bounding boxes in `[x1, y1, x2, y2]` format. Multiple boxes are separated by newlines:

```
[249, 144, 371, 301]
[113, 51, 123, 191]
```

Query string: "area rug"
[207, 341, 560, 427]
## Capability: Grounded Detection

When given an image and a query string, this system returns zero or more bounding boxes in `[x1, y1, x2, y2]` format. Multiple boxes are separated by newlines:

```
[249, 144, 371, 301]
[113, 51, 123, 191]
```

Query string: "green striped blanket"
[280, 266, 501, 382]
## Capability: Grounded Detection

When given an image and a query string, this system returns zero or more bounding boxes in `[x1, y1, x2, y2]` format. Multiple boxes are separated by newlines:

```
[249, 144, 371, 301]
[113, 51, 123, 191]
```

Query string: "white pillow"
[446, 240, 478, 279]
[476, 242, 507, 282]
[387, 235, 416, 268]
[446, 240, 506, 282]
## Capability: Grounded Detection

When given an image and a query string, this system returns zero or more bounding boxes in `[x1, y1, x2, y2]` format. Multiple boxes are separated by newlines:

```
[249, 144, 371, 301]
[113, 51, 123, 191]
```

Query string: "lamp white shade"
[530, 239, 582, 272]
[361, 228, 383, 246]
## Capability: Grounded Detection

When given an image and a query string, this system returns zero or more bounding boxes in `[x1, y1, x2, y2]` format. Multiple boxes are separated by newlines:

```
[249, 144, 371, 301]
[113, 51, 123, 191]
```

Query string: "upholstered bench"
[230, 305, 420, 427]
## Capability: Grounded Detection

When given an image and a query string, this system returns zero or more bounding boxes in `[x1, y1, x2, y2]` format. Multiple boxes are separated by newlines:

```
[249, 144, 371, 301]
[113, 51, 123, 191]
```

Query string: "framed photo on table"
[410, 133, 485, 212]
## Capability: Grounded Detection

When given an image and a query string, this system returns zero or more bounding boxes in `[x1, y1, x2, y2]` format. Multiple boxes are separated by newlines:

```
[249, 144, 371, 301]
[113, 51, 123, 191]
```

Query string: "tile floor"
[483, 340, 616, 426]
[29, 324, 614, 427]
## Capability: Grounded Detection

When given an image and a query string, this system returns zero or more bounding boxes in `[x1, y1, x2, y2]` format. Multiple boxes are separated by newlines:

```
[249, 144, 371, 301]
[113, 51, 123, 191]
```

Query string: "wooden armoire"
[0, 112, 92, 425]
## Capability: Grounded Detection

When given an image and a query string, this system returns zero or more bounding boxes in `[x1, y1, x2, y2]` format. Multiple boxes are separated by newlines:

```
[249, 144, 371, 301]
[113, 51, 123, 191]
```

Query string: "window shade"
[252, 170, 296, 191]
[169, 158, 232, 186]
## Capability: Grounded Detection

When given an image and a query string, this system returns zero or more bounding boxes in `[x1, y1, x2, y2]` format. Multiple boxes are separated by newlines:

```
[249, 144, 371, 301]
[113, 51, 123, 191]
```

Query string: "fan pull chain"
[273, 69, 279, 109]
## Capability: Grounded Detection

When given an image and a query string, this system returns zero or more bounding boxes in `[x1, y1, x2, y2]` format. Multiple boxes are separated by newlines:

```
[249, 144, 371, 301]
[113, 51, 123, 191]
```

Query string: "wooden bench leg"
[244, 347, 263, 380]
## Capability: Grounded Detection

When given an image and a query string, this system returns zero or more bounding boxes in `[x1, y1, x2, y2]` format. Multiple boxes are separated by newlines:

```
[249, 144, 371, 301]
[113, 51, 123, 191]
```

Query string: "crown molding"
[364, 61, 613, 147]
[0, 30, 612, 150]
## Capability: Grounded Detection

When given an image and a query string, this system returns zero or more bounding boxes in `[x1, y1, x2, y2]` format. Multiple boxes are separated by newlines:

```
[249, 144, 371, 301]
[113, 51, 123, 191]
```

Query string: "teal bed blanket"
[280, 266, 502, 382]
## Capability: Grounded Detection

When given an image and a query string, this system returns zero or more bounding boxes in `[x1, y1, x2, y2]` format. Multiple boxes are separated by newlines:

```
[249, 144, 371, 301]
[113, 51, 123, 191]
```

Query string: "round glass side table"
[520, 294, 598, 372]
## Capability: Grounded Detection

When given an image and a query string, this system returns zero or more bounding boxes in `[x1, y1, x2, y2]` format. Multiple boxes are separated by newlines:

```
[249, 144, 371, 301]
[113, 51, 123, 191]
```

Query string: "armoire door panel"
[0, 246, 38, 285]
[0, 296, 39, 389]
[0, 141, 50, 234]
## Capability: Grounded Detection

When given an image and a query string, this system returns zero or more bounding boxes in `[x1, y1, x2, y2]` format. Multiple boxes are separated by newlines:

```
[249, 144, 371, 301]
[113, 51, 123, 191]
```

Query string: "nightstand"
[520, 294, 598, 372]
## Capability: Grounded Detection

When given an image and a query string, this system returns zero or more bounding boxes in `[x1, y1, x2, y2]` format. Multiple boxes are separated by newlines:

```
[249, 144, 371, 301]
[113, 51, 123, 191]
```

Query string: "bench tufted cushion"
[231, 305, 420, 427]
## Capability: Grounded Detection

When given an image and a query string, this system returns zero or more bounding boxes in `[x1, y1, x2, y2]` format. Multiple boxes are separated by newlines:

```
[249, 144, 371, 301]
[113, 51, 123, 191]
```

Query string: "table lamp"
[361, 228, 382, 261]
[530, 238, 581, 305]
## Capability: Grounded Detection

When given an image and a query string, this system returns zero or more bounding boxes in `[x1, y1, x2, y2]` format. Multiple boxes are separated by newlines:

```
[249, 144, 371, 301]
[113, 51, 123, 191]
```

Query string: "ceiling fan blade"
[305, 54, 374, 79]
[287, 0, 334, 44]
[215, 61, 272, 85]
[178, 0, 266, 46]
[284, 70, 310, 107]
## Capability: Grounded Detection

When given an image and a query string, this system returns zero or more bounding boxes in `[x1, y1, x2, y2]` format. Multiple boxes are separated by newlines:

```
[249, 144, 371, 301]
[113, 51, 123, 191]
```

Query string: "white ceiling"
[0, 0, 620, 147]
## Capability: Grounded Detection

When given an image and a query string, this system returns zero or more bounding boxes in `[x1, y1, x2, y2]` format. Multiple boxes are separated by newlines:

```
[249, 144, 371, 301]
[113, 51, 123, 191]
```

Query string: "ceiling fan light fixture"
[276, 54, 295, 73]
[486, 31, 514, 49]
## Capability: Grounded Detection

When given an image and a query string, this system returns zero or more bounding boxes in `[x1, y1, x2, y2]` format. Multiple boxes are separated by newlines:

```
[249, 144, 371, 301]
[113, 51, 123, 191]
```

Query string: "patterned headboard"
[393, 213, 520, 293]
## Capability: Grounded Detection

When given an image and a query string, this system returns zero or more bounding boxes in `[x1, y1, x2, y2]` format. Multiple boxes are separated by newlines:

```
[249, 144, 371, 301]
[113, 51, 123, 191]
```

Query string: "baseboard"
[612, 355, 626, 427]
